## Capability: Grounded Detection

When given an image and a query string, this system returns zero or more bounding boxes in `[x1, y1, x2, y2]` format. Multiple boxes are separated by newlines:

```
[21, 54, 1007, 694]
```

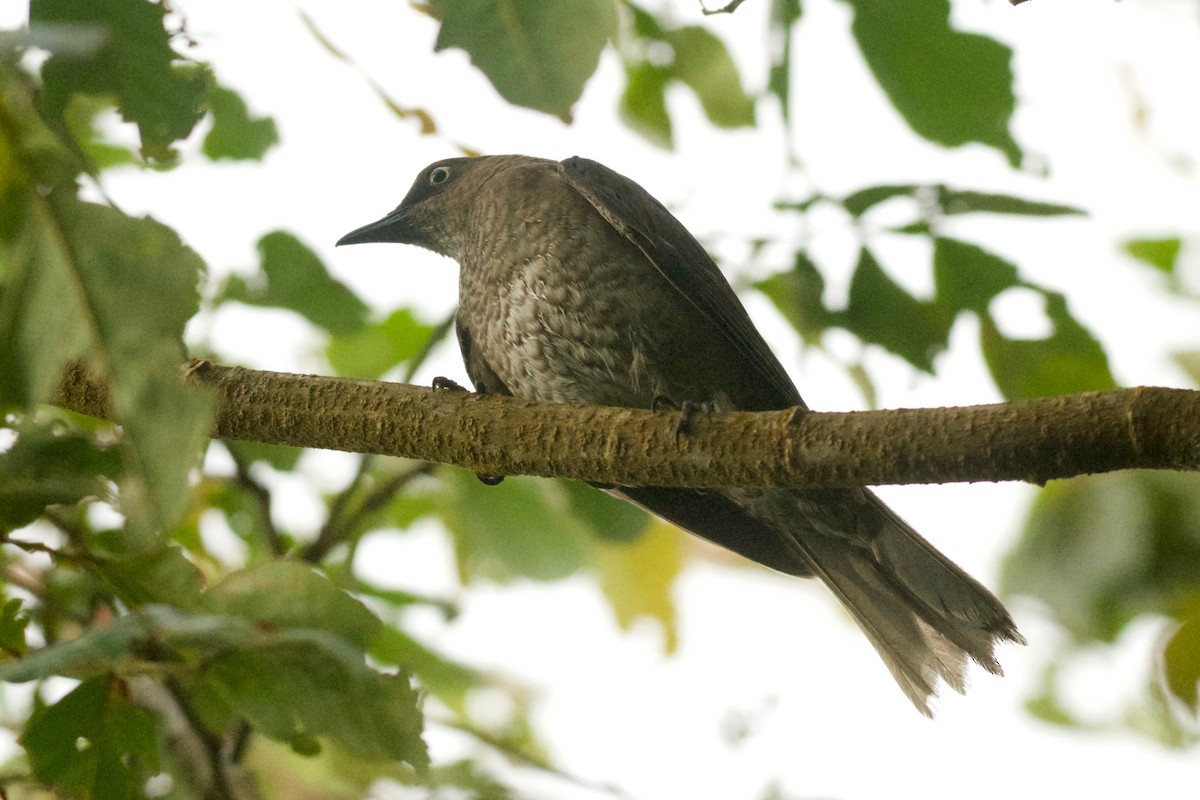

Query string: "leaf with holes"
[933, 237, 1020, 315]
[31, 0, 210, 162]
[21, 675, 159, 800]
[980, 290, 1114, 399]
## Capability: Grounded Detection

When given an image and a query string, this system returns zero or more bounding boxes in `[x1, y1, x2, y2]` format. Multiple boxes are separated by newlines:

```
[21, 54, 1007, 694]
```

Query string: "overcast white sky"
[7, 0, 1200, 797]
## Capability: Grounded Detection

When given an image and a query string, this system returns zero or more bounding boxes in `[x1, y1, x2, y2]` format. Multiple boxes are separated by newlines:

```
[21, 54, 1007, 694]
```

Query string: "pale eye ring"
[429, 166, 451, 185]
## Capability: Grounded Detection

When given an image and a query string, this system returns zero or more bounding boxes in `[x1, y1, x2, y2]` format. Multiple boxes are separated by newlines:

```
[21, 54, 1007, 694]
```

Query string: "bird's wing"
[456, 318, 512, 396]
[560, 156, 803, 410]
[615, 486, 814, 577]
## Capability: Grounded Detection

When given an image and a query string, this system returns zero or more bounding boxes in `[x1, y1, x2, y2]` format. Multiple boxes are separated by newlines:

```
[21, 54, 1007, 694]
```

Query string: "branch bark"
[52, 360, 1200, 489]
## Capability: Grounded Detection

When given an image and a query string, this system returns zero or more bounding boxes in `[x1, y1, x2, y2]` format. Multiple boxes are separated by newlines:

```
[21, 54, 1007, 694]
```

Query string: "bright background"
[8, 0, 1200, 797]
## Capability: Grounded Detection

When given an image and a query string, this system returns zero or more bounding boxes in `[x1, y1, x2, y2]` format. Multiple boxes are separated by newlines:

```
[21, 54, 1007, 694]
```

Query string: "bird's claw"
[432, 376, 468, 392]
[432, 377, 499, 483]
[654, 395, 712, 443]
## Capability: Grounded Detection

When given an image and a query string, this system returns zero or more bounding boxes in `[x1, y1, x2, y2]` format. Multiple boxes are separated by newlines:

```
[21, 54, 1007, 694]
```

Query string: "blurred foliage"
[756, 185, 1114, 399]
[842, 0, 1021, 166]
[427, 0, 617, 122]
[0, 0, 1197, 798]
[618, 2, 756, 148]
[1000, 242, 1200, 747]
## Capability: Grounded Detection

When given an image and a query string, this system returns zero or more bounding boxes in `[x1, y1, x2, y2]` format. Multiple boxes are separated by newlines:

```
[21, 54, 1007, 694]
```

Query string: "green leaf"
[224, 440, 304, 472]
[1123, 237, 1182, 275]
[371, 626, 484, 712]
[936, 188, 1084, 217]
[933, 237, 1020, 314]
[220, 231, 370, 335]
[667, 26, 756, 129]
[4, 77, 211, 543]
[620, 61, 673, 150]
[1163, 600, 1200, 714]
[1002, 471, 1200, 644]
[193, 629, 427, 767]
[80, 207, 214, 541]
[560, 479, 650, 544]
[0, 422, 119, 530]
[593, 519, 682, 653]
[619, 6, 754, 142]
[202, 83, 279, 162]
[327, 307, 437, 379]
[90, 539, 205, 609]
[31, 0, 210, 163]
[768, 0, 802, 123]
[0, 80, 86, 405]
[21, 675, 159, 800]
[841, 184, 918, 217]
[388, 491, 440, 530]
[890, 220, 931, 236]
[202, 561, 383, 650]
[0, 598, 29, 656]
[429, 0, 617, 121]
[438, 469, 589, 582]
[843, 0, 1021, 165]
[0, 605, 428, 769]
[0, 138, 213, 539]
[839, 247, 952, 372]
[61, 93, 138, 172]
[0, 607, 242, 683]
[980, 289, 1115, 399]
[754, 250, 832, 345]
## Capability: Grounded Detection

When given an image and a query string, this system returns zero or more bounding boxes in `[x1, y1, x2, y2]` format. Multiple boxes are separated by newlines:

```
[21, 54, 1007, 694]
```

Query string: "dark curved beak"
[336, 205, 413, 247]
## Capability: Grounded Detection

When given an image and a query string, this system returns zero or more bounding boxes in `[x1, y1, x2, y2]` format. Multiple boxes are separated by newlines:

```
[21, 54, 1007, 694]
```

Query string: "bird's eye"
[429, 166, 451, 186]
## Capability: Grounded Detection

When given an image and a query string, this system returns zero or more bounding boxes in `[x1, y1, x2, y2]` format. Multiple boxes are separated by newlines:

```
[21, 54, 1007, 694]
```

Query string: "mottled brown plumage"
[338, 154, 1024, 715]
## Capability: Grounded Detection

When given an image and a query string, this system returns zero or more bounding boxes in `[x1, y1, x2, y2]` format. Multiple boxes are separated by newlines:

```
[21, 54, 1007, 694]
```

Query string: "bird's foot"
[432, 376, 468, 392]
[432, 377, 501, 484]
[653, 395, 713, 443]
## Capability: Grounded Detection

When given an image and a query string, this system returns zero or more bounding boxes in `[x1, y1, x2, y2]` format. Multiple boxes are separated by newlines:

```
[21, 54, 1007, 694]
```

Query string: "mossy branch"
[53, 360, 1200, 489]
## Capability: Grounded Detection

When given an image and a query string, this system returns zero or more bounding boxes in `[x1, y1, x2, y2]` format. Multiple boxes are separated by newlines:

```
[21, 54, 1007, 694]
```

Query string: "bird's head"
[336, 155, 532, 260]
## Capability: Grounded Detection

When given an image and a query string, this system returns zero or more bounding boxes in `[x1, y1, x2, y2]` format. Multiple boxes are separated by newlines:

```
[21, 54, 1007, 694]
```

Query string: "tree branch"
[52, 361, 1200, 489]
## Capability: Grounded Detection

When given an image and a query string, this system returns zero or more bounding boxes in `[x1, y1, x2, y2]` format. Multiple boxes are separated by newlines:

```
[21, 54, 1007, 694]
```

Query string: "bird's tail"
[778, 490, 1025, 716]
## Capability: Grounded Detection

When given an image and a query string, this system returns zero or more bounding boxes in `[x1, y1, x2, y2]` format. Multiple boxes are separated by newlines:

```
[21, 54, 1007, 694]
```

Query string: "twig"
[226, 444, 285, 557]
[302, 313, 454, 563]
[160, 678, 246, 800]
[302, 461, 436, 563]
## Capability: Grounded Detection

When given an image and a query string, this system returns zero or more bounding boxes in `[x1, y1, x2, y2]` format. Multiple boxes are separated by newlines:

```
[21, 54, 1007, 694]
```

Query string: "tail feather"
[765, 489, 1023, 716]
[795, 533, 970, 716]
[622, 482, 1023, 715]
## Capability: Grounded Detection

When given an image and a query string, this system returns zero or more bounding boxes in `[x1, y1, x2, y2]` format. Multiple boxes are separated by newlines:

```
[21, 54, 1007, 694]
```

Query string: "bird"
[337, 154, 1024, 715]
